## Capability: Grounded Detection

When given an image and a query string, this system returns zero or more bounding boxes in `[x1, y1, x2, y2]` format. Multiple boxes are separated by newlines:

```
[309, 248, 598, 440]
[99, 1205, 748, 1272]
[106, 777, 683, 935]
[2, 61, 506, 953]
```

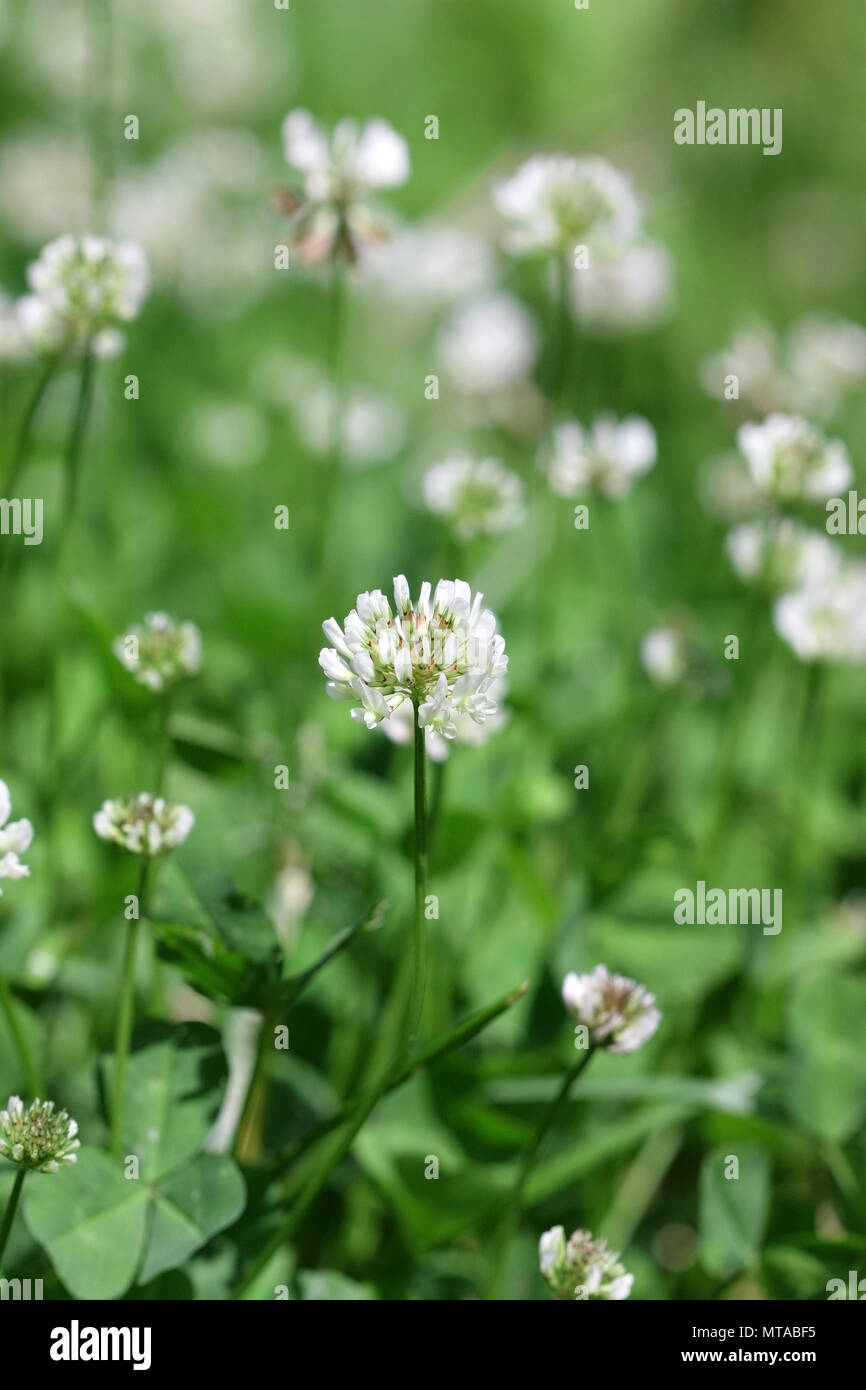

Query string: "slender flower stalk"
[486, 1048, 595, 1297]
[409, 700, 429, 1055]
[111, 856, 149, 1156]
[2, 353, 58, 497]
[93, 793, 194, 1153]
[0, 1168, 25, 1271]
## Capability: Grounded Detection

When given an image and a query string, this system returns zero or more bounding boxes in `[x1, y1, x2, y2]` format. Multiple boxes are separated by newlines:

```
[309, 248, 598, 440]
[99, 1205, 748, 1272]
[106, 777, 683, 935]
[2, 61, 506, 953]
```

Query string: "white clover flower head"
[319, 576, 507, 740]
[379, 676, 510, 762]
[20, 234, 150, 357]
[422, 455, 526, 541]
[93, 793, 195, 856]
[437, 291, 538, 397]
[773, 565, 866, 664]
[725, 519, 841, 594]
[0, 1096, 80, 1173]
[571, 238, 674, 335]
[541, 412, 657, 499]
[494, 154, 641, 257]
[698, 326, 792, 414]
[0, 780, 34, 895]
[640, 626, 687, 688]
[562, 964, 661, 1054]
[279, 110, 409, 265]
[787, 315, 866, 416]
[539, 1225, 633, 1301]
[736, 413, 852, 502]
[112, 612, 203, 691]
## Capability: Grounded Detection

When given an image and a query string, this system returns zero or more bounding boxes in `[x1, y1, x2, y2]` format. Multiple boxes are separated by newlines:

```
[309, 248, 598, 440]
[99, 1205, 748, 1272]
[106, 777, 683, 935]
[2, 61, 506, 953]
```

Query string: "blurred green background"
[0, 0, 865, 1299]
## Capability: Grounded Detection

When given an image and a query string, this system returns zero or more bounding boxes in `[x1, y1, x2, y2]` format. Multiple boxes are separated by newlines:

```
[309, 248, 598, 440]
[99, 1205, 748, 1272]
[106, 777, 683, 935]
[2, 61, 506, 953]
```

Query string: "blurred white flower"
[267, 862, 314, 955]
[541, 412, 657, 499]
[572, 239, 673, 334]
[494, 154, 640, 256]
[379, 677, 510, 761]
[0, 780, 34, 893]
[437, 291, 538, 396]
[113, 612, 202, 692]
[360, 220, 495, 309]
[279, 110, 409, 265]
[319, 575, 507, 738]
[562, 964, 661, 1054]
[93, 793, 195, 855]
[186, 398, 269, 470]
[19, 234, 149, 358]
[699, 326, 792, 415]
[0, 129, 93, 242]
[725, 519, 841, 592]
[641, 627, 687, 688]
[787, 315, 866, 417]
[736, 413, 852, 502]
[294, 379, 406, 467]
[774, 566, 866, 664]
[422, 455, 526, 541]
[109, 130, 270, 311]
[539, 1224, 633, 1301]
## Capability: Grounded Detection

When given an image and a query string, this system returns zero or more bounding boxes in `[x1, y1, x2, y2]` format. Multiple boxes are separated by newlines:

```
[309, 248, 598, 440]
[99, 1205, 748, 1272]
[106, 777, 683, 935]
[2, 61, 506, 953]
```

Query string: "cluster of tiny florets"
[0, 1096, 79, 1173]
[93, 793, 195, 856]
[319, 575, 507, 739]
[539, 1225, 633, 1300]
[112, 611, 202, 691]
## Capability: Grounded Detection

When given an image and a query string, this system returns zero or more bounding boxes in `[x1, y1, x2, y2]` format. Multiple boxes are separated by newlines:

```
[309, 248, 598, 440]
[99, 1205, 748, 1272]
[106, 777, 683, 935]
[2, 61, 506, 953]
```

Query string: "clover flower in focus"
[112, 612, 202, 692]
[437, 291, 538, 398]
[571, 238, 674, 335]
[773, 565, 866, 664]
[562, 964, 661, 1054]
[0, 780, 33, 893]
[93, 793, 195, 856]
[0, 1096, 79, 1173]
[725, 519, 841, 594]
[541, 412, 657, 499]
[494, 154, 641, 257]
[422, 455, 526, 541]
[379, 677, 510, 762]
[736, 413, 852, 502]
[278, 109, 409, 265]
[539, 1225, 633, 1301]
[319, 575, 507, 740]
[17, 234, 150, 359]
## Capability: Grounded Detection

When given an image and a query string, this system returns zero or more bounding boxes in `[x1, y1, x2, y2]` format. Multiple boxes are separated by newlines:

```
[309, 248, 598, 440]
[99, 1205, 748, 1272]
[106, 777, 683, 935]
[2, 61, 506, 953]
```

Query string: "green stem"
[154, 693, 172, 797]
[267, 980, 530, 1175]
[232, 713, 431, 1297]
[407, 701, 429, 1056]
[318, 258, 348, 581]
[111, 857, 150, 1157]
[0, 969, 42, 1096]
[0, 1168, 26, 1271]
[486, 1047, 595, 1298]
[61, 345, 96, 537]
[3, 354, 57, 497]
